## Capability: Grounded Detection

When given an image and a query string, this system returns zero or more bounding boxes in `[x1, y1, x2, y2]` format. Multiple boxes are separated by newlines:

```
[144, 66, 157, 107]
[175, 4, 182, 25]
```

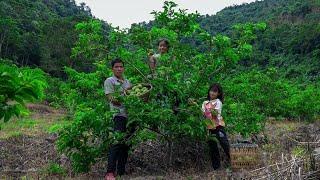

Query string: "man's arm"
[106, 93, 122, 106]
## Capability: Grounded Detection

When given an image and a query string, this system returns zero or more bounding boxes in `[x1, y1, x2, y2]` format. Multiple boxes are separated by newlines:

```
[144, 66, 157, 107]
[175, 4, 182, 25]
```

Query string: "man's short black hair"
[110, 58, 124, 68]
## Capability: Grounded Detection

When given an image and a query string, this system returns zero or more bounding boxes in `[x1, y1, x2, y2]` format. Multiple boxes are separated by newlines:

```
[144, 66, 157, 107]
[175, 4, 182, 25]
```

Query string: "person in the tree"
[148, 39, 180, 114]
[148, 38, 170, 74]
[104, 58, 132, 180]
[201, 83, 230, 170]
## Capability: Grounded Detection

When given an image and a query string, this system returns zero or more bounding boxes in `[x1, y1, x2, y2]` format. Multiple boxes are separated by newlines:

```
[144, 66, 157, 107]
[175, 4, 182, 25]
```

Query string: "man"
[104, 58, 132, 180]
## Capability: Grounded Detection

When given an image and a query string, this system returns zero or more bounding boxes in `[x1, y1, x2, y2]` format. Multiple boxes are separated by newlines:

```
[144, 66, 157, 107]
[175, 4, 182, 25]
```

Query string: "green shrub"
[0, 61, 47, 122]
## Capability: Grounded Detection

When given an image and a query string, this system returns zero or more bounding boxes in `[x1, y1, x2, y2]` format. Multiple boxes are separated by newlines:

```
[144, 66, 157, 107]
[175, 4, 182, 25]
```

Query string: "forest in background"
[0, 0, 319, 81]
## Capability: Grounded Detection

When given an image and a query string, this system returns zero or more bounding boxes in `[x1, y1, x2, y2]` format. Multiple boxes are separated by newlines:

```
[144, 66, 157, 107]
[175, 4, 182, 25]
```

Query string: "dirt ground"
[0, 104, 319, 179]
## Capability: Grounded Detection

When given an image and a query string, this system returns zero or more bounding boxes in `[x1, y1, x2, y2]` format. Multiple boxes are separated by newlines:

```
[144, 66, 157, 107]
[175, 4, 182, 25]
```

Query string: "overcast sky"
[75, 0, 257, 29]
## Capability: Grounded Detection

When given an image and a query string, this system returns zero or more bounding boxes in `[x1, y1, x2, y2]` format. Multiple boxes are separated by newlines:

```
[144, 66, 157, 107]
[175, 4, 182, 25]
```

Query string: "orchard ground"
[0, 104, 319, 179]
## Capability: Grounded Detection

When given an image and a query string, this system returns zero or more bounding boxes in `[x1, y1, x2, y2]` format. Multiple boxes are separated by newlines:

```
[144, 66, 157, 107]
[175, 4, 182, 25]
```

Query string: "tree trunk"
[168, 140, 173, 167]
[0, 34, 5, 56]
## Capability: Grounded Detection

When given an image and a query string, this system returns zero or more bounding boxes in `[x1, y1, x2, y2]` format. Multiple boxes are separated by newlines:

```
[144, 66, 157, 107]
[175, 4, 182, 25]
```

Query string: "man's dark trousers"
[107, 116, 129, 175]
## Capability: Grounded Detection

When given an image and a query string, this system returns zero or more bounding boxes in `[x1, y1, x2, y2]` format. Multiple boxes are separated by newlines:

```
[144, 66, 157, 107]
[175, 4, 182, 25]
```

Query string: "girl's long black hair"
[158, 38, 170, 51]
[207, 83, 224, 103]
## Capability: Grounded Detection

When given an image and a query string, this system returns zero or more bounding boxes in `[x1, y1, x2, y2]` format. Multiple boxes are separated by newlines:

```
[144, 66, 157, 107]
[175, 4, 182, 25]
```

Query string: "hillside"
[1, 0, 319, 80]
[199, 0, 320, 81]
[0, 0, 107, 76]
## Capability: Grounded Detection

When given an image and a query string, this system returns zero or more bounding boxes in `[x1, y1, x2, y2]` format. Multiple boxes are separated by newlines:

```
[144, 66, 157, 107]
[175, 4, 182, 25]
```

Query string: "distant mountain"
[0, 0, 106, 76]
[199, 0, 320, 81]
[1, 0, 319, 80]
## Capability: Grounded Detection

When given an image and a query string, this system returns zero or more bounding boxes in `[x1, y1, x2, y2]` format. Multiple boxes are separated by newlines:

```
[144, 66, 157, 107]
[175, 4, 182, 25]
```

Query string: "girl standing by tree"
[201, 83, 230, 170]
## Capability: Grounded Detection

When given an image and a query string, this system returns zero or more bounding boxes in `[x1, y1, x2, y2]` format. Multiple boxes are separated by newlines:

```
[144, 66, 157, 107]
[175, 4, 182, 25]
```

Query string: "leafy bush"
[57, 106, 113, 172]
[222, 68, 320, 136]
[0, 61, 47, 122]
[283, 84, 320, 121]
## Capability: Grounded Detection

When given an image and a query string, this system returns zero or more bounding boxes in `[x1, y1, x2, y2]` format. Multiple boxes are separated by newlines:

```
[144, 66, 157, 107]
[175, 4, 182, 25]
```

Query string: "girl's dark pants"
[208, 126, 231, 170]
[107, 116, 131, 175]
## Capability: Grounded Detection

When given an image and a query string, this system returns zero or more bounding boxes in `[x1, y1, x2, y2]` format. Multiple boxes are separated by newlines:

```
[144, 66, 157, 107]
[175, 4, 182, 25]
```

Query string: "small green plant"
[47, 124, 65, 134]
[42, 162, 66, 176]
[291, 146, 306, 158]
